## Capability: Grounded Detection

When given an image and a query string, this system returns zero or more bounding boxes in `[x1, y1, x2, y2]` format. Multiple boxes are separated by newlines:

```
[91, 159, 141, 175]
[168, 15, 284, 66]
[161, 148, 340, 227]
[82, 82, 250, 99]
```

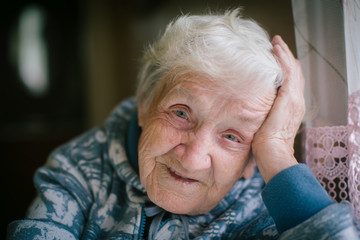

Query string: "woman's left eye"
[174, 110, 188, 119]
[224, 134, 239, 142]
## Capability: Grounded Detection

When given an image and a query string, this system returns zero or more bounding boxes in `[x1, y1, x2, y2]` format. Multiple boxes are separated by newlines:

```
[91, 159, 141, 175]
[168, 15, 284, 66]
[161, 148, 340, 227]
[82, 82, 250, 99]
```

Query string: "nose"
[173, 130, 212, 171]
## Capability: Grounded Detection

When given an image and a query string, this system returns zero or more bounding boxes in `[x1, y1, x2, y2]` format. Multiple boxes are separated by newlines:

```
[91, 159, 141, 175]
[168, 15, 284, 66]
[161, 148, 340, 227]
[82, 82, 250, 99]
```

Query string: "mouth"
[167, 166, 198, 184]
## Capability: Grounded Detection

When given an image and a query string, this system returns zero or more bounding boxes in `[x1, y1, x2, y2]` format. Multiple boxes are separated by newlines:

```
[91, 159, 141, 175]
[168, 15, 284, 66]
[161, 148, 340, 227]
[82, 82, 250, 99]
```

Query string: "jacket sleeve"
[7, 130, 100, 240]
[279, 202, 360, 240]
[262, 164, 360, 239]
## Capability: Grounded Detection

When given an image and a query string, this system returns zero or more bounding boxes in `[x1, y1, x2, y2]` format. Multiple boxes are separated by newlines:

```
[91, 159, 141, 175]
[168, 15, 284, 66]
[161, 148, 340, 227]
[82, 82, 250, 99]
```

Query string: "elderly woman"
[7, 9, 359, 239]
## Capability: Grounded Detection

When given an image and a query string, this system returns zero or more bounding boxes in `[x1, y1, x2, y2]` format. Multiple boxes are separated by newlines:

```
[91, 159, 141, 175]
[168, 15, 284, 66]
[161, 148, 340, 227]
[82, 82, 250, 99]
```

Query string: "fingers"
[272, 35, 297, 73]
[272, 35, 294, 60]
[272, 35, 305, 93]
[256, 35, 305, 141]
[272, 35, 290, 54]
[250, 35, 306, 182]
[273, 36, 305, 134]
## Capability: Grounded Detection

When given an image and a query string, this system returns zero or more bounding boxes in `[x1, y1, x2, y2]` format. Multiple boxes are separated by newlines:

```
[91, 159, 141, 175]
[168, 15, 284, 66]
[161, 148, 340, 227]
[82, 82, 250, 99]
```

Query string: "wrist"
[252, 139, 298, 183]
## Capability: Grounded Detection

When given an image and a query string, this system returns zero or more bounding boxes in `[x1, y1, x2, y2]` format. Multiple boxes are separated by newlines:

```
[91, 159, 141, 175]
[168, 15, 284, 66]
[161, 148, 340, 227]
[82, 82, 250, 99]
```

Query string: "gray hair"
[136, 9, 283, 114]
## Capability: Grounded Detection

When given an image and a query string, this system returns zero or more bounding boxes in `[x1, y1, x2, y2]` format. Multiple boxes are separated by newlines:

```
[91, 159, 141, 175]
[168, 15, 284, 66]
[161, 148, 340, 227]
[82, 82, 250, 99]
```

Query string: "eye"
[174, 109, 188, 119]
[224, 134, 239, 142]
[168, 105, 193, 130]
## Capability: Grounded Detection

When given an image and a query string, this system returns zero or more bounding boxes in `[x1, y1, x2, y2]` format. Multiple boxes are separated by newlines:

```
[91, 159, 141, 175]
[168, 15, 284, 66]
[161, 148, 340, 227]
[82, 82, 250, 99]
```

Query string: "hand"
[252, 35, 305, 183]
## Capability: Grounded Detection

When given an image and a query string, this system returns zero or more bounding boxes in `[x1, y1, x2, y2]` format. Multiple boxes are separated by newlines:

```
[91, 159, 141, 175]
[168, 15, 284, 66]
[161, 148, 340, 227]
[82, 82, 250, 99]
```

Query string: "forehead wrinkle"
[165, 82, 219, 107]
[213, 95, 266, 126]
[169, 84, 193, 98]
[158, 84, 193, 107]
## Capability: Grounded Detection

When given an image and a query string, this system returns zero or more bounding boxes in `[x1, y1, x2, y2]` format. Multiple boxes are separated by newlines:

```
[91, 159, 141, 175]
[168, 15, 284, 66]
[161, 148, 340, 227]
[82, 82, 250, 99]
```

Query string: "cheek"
[138, 120, 180, 158]
[214, 150, 251, 185]
[138, 120, 182, 183]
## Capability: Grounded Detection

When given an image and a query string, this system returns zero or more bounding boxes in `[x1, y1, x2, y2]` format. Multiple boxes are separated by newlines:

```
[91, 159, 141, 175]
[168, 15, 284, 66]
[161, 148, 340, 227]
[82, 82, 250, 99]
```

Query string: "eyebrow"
[170, 85, 193, 98]
[233, 106, 263, 124]
[163, 85, 198, 105]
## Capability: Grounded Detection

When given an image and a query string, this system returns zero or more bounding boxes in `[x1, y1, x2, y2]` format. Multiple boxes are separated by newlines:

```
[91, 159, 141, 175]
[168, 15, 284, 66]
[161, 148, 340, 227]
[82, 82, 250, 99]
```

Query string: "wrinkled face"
[138, 76, 275, 215]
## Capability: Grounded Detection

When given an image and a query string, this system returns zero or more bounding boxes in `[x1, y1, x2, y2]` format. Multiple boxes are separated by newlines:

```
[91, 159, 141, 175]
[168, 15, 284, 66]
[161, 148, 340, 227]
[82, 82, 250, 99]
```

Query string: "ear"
[242, 156, 256, 179]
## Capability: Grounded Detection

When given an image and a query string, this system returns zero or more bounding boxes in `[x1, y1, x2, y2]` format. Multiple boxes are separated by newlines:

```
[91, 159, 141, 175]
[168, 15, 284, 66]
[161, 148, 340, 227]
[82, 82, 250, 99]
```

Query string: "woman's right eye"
[174, 109, 188, 119]
[168, 105, 193, 129]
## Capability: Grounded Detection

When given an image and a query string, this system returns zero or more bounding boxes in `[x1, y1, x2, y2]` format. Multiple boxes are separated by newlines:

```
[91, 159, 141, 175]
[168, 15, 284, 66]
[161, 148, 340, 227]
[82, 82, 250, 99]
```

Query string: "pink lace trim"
[304, 90, 360, 222]
[304, 126, 349, 202]
[348, 90, 360, 222]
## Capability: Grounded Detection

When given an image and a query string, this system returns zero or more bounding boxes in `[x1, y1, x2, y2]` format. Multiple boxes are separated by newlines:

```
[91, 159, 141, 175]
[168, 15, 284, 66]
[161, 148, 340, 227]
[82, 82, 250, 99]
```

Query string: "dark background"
[1, 0, 295, 237]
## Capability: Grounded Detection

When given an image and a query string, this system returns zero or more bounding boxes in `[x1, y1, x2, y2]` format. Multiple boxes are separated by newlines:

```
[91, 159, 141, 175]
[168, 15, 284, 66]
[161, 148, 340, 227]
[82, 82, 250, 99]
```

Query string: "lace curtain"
[292, 0, 360, 222]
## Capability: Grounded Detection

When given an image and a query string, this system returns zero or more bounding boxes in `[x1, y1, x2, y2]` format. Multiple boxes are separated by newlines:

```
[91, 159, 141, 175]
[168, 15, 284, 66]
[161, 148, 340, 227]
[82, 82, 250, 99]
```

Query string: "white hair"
[136, 9, 283, 114]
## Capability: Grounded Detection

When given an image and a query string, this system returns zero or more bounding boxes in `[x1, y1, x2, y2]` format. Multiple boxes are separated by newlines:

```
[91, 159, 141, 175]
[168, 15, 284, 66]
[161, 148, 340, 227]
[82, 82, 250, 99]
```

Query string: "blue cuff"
[261, 164, 334, 233]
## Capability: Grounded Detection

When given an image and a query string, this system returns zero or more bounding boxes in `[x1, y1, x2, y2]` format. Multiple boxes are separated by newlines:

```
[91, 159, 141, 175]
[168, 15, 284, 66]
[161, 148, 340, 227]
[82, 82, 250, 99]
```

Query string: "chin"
[147, 187, 212, 215]
[157, 199, 206, 215]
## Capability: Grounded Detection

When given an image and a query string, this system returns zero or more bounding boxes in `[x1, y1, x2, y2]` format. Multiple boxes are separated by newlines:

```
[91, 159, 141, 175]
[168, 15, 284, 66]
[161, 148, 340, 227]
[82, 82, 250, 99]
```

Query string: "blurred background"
[1, 0, 295, 237]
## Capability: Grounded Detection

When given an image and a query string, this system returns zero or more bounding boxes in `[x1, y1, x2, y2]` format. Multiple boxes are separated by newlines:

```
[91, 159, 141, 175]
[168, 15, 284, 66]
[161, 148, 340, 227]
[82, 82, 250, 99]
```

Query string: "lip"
[167, 166, 198, 184]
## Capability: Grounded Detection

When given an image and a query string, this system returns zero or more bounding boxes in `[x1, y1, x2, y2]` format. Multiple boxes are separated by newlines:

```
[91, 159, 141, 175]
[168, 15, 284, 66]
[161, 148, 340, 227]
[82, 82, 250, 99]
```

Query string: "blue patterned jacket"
[7, 99, 360, 239]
